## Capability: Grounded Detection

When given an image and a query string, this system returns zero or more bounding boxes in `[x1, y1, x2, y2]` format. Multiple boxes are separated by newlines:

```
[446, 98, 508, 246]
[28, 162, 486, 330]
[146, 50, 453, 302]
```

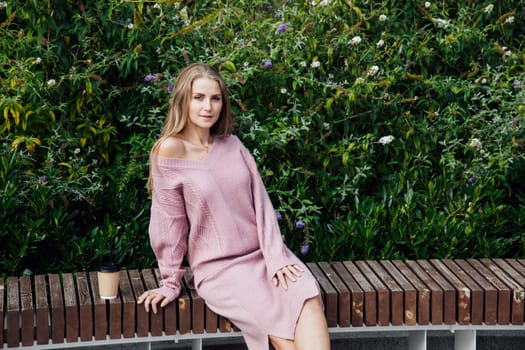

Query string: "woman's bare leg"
[269, 295, 330, 350]
[294, 296, 330, 350]
[269, 336, 296, 350]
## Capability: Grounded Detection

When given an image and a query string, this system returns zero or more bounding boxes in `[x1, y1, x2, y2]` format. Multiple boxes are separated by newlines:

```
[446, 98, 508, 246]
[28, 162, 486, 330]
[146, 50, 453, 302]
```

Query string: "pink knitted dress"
[148, 135, 320, 349]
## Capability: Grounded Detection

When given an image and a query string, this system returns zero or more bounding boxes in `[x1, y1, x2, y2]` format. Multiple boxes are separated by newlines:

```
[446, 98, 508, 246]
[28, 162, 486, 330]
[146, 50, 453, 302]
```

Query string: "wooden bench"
[1, 259, 524, 350]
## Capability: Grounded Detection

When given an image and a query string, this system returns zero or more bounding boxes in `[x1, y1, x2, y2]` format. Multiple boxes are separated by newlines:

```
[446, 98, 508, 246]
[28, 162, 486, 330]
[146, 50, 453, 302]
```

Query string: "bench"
[1, 258, 524, 349]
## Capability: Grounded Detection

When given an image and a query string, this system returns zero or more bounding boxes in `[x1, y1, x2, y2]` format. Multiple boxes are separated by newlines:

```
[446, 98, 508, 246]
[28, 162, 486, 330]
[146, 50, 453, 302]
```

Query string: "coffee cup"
[97, 260, 120, 300]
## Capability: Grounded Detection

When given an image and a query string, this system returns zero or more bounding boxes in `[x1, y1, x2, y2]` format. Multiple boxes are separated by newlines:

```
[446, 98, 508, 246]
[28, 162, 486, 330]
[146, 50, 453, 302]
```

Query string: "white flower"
[469, 138, 482, 150]
[153, 3, 161, 9]
[379, 14, 387, 22]
[424, 2, 431, 8]
[350, 36, 362, 45]
[435, 18, 450, 29]
[484, 4, 494, 13]
[74, 148, 81, 155]
[0, 2, 7, 10]
[505, 16, 515, 24]
[300, 61, 307, 67]
[311, 0, 330, 6]
[34, 57, 42, 64]
[376, 39, 385, 48]
[127, 23, 134, 29]
[368, 65, 379, 76]
[280, 88, 287, 94]
[310, 60, 320, 68]
[378, 135, 395, 145]
[47, 79, 57, 86]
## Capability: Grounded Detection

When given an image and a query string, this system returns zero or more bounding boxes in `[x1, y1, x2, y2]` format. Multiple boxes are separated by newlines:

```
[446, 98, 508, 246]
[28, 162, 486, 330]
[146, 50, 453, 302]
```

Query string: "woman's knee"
[302, 295, 325, 317]
[269, 335, 296, 350]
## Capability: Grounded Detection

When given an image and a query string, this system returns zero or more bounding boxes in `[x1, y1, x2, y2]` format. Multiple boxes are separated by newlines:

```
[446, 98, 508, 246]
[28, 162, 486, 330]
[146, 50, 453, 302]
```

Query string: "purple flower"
[468, 176, 476, 184]
[167, 85, 173, 94]
[511, 81, 523, 89]
[144, 73, 156, 82]
[263, 60, 273, 69]
[275, 211, 282, 221]
[276, 23, 289, 33]
[300, 243, 310, 255]
[295, 220, 305, 229]
[39, 175, 47, 182]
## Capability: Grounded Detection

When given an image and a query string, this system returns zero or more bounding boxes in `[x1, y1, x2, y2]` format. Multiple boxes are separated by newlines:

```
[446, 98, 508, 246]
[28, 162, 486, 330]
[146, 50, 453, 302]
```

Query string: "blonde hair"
[147, 63, 233, 191]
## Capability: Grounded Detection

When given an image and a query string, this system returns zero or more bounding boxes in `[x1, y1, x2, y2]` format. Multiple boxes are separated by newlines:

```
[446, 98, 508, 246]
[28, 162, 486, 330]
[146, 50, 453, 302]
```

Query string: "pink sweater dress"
[148, 135, 320, 349]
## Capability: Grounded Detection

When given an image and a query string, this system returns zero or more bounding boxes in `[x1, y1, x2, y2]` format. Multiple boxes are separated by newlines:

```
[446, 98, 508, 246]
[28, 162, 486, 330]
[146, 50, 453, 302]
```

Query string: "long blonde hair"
[147, 63, 233, 191]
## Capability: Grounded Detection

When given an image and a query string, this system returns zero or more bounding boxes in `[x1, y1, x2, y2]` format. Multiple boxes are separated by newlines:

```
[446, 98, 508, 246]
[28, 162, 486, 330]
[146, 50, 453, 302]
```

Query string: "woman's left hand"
[272, 264, 304, 290]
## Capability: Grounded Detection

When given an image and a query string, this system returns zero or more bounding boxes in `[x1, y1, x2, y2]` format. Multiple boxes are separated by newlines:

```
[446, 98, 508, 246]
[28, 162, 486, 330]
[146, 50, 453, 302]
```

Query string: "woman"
[137, 63, 330, 350]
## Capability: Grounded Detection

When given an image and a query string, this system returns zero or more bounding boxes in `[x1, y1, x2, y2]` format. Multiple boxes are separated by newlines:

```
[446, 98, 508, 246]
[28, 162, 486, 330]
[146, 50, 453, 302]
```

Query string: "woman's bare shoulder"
[157, 136, 186, 158]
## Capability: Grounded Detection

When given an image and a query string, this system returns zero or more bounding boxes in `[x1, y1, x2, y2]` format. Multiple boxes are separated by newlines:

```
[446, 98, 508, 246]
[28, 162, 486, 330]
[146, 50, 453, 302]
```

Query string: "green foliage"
[0, 0, 524, 274]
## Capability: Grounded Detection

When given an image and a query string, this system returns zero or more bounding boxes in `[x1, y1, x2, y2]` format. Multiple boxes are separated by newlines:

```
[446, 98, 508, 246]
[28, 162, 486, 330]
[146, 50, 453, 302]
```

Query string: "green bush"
[0, 0, 524, 275]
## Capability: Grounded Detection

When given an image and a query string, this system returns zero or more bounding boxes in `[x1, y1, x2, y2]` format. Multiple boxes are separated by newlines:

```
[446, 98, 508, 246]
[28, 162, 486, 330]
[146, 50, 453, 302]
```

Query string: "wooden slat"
[430, 259, 471, 325]
[381, 260, 417, 325]
[392, 260, 430, 325]
[142, 269, 162, 337]
[454, 259, 497, 325]
[318, 262, 351, 327]
[62, 273, 79, 343]
[88, 272, 108, 340]
[178, 275, 192, 334]
[307, 262, 338, 327]
[151, 268, 177, 336]
[128, 269, 148, 337]
[505, 259, 525, 279]
[119, 270, 136, 338]
[0, 277, 4, 347]
[183, 268, 205, 334]
[417, 260, 456, 324]
[205, 305, 219, 333]
[368, 261, 404, 326]
[355, 261, 390, 326]
[467, 259, 511, 324]
[487, 259, 524, 325]
[332, 261, 363, 326]
[108, 287, 122, 339]
[218, 314, 232, 333]
[406, 260, 443, 324]
[34, 275, 49, 345]
[343, 261, 377, 326]
[48, 273, 65, 344]
[7, 276, 19, 347]
[75, 272, 93, 342]
[443, 260, 483, 325]
[20, 275, 34, 346]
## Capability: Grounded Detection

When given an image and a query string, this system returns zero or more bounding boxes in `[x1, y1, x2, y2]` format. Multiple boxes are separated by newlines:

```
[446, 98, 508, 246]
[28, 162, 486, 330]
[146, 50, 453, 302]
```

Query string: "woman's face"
[187, 77, 223, 132]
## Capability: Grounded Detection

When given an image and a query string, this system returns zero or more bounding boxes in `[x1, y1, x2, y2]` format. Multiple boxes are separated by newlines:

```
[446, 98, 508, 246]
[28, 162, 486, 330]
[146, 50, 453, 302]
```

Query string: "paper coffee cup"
[98, 260, 119, 300]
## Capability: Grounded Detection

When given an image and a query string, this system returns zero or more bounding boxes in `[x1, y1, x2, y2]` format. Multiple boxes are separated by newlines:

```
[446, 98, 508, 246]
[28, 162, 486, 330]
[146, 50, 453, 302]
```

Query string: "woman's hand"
[272, 264, 304, 290]
[137, 290, 169, 314]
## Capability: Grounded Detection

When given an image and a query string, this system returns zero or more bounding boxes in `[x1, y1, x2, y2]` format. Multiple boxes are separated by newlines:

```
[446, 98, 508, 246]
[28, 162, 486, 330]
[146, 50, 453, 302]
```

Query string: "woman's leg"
[269, 295, 330, 350]
[269, 336, 296, 350]
[294, 295, 330, 350]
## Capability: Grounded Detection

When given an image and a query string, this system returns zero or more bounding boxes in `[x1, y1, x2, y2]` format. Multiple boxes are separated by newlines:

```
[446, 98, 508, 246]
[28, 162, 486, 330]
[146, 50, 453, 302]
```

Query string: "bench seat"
[1, 259, 524, 349]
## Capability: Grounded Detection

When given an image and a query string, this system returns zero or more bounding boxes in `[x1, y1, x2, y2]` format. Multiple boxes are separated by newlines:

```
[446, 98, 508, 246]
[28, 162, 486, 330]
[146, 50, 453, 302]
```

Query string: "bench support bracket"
[191, 338, 203, 350]
[454, 329, 476, 350]
[408, 330, 426, 350]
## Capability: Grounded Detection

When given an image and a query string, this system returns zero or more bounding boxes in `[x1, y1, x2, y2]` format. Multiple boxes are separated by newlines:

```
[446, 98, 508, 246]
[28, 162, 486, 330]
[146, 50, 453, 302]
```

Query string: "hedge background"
[1, 0, 524, 276]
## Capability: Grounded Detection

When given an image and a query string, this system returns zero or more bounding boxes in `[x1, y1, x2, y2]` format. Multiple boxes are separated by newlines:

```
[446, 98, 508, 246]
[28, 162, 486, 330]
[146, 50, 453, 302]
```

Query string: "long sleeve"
[240, 146, 295, 279]
[148, 181, 189, 302]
